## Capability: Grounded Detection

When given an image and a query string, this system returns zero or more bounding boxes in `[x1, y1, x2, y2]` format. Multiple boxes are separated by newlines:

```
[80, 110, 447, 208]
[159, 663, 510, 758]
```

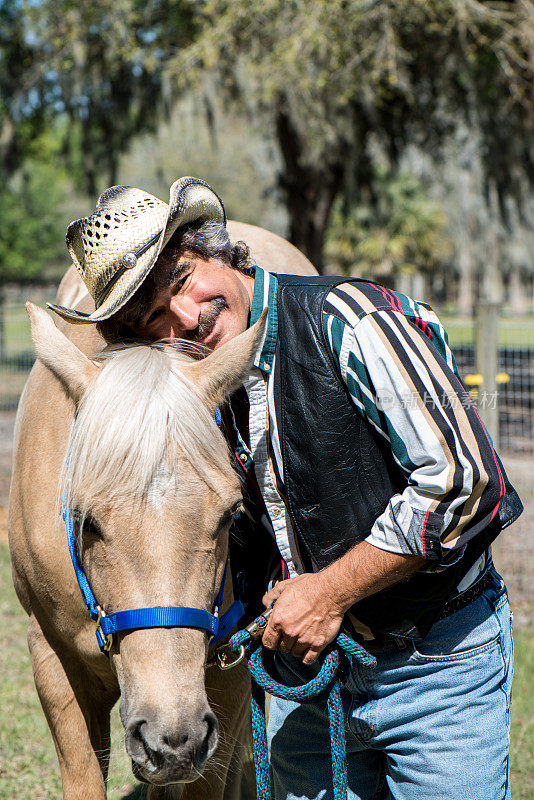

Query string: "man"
[49, 177, 522, 800]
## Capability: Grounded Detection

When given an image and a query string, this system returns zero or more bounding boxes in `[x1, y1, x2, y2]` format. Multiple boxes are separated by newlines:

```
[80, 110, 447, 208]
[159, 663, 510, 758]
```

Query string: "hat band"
[95, 229, 163, 307]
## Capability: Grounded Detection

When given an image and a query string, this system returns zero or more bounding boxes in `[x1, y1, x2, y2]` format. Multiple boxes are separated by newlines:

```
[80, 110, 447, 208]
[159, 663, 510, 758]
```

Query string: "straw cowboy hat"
[47, 176, 226, 324]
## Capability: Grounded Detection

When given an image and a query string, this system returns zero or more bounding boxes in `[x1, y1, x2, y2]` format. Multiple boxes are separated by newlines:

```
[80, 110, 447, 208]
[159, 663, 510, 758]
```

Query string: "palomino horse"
[8, 224, 315, 800]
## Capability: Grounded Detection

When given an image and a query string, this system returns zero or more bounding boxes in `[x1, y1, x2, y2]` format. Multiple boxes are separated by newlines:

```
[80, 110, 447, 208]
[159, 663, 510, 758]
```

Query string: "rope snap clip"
[217, 607, 273, 670]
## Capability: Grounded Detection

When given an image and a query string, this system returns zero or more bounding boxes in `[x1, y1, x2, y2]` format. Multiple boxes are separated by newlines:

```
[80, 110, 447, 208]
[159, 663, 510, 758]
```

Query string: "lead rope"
[228, 613, 377, 800]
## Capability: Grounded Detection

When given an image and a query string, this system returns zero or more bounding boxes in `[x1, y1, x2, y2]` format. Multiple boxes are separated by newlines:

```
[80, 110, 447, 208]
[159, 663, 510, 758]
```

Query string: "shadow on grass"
[119, 786, 146, 800]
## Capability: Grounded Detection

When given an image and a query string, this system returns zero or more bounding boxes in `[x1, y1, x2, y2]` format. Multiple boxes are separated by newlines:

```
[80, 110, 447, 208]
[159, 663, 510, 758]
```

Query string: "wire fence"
[0, 287, 57, 411]
[446, 315, 534, 455]
[0, 287, 532, 455]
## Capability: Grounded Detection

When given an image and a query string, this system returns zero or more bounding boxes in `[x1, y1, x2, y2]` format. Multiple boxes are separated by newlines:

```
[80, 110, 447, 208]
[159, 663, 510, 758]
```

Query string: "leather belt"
[358, 569, 496, 653]
[437, 568, 495, 620]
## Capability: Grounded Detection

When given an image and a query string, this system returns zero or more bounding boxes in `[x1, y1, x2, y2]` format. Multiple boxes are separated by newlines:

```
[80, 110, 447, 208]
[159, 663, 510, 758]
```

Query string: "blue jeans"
[267, 567, 513, 800]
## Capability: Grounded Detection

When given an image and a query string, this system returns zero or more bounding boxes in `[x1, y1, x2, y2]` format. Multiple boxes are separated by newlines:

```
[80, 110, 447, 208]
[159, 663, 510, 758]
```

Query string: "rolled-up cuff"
[366, 497, 443, 561]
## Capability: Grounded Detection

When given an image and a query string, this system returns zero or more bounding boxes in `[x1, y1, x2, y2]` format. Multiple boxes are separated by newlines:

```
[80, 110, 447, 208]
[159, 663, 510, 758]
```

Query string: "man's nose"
[168, 295, 200, 331]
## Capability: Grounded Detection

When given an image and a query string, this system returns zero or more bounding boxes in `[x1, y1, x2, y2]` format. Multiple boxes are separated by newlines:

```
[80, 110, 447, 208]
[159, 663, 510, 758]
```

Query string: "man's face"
[131, 252, 254, 349]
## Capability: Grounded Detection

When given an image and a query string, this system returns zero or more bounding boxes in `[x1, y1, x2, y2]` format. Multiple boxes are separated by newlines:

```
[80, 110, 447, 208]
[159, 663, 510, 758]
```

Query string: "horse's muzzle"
[125, 709, 219, 785]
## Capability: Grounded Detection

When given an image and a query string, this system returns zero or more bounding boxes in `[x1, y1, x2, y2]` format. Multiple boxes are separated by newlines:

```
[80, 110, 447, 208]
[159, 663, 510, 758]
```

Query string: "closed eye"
[145, 307, 163, 327]
[143, 273, 189, 328]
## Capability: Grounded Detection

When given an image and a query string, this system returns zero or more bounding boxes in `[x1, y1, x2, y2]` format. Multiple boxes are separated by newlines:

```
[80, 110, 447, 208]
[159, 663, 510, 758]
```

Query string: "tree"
[325, 167, 451, 292]
[3, 0, 200, 193]
[0, 133, 66, 357]
[5, 0, 534, 274]
[0, 0, 46, 180]
[167, 0, 534, 269]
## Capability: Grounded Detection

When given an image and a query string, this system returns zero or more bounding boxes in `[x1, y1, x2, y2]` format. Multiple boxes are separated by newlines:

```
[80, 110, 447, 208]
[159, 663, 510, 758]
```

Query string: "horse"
[8, 223, 316, 800]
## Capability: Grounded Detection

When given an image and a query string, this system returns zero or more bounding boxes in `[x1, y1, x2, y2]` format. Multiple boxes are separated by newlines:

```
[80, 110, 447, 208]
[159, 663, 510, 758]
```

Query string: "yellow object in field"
[465, 374, 483, 386]
[464, 373, 509, 385]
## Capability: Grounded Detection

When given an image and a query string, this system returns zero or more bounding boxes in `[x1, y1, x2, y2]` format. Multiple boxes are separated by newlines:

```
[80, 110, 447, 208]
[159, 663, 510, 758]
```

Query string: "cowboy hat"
[47, 177, 226, 324]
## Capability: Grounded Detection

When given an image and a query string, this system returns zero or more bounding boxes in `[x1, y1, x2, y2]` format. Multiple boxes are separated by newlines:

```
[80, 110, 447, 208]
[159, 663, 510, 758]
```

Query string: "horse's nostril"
[205, 711, 217, 741]
[203, 711, 219, 758]
[126, 709, 219, 780]
[131, 719, 147, 744]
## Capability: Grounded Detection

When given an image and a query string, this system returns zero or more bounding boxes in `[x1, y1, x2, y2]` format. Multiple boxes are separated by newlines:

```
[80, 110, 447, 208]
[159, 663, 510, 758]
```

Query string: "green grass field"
[1, 542, 533, 799]
[2, 303, 534, 355]
[0, 543, 144, 800]
[440, 315, 534, 348]
[3, 304, 533, 409]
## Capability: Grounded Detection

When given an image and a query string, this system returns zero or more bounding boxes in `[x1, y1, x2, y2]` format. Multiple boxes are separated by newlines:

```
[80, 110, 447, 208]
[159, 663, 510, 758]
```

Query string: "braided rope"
[228, 618, 376, 799]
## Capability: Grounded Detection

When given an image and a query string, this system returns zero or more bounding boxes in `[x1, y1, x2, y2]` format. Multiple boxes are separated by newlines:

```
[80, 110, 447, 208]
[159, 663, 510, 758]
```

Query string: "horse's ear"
[26, 302, 98, 404]
[182, 309, 268, 410]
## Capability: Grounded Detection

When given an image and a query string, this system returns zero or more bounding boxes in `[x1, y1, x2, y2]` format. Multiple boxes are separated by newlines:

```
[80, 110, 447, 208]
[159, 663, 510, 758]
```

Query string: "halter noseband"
[62, 495, 244, 655]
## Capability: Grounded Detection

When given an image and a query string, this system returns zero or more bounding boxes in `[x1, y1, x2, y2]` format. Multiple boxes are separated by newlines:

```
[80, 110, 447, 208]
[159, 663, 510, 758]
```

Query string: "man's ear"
[181, 309, 268, 410]
[26, 302, 99, 404]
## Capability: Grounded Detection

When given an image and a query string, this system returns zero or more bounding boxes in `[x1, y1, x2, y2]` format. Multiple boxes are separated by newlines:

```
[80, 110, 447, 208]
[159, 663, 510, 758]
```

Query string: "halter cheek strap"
[62, 496, 244, 654]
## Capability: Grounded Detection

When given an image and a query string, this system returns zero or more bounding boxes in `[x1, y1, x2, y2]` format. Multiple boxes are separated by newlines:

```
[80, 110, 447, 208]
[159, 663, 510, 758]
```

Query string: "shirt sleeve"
[322, 297, 505, 564]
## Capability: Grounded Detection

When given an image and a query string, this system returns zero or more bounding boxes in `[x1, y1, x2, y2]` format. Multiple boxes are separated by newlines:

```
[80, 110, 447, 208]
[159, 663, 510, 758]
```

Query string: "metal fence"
[446, 314, 534, 455]
[0, 287, 57, 411]
[1, 288, 532, 455]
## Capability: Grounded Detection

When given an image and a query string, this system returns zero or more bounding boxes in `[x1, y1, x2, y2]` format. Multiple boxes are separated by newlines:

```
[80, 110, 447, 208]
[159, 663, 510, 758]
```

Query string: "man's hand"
[260, 542, 426, 665]
[261, 572, 345, 665]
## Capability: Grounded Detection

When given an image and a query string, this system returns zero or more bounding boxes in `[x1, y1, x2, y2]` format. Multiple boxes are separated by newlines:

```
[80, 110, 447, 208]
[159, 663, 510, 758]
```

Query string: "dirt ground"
[1, 410, 532, 621]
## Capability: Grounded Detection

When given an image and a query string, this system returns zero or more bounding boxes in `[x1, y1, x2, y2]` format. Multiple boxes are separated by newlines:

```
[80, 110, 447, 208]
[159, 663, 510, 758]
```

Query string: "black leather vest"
[274, 274, 522, 639]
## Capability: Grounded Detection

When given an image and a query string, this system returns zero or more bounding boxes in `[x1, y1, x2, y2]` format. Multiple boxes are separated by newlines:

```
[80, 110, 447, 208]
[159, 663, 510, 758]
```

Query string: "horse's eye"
[82, 516, 102, 539]
[73, 511, 102, 540]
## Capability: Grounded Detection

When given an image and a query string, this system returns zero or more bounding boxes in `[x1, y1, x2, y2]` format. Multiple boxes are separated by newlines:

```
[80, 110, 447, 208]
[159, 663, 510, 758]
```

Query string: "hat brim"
[48, 177, 225, 324]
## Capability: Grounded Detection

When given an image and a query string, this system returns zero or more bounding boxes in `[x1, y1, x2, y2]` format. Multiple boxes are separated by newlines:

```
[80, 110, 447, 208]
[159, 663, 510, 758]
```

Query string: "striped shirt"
[234, 267, 502, 590]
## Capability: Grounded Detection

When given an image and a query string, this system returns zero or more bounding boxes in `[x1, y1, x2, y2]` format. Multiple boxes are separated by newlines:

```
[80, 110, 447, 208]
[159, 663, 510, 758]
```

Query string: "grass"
[440, 315, 534, 348]
[510, 624, 534, 800]
[3, 302, 534, 353]
[0, 543, 145, 800]
[1, 541, 533, 799]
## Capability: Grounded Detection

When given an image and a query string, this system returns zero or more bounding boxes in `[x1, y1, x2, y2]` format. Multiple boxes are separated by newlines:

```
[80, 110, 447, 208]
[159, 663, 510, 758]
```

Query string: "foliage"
[2, 0, 201, 193]
[165, 0, 534, 266]
[0, 132, 66, 285]
[325, 168, 451, 281]
[3, 0, 534, 269]
[0, 0, 47, 180]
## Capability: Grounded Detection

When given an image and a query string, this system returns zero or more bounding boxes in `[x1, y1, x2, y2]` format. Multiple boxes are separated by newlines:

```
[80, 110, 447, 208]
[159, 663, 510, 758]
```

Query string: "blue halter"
[62, 406, 244, 654]
[62, 495, 244, 654]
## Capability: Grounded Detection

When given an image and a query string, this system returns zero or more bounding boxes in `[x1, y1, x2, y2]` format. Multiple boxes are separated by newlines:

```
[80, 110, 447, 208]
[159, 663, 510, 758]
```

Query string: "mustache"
[186, 297, 228, 342]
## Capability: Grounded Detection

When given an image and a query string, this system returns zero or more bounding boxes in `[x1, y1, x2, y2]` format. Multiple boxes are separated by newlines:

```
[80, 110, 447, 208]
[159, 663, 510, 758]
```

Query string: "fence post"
[475, 301, 500, 445]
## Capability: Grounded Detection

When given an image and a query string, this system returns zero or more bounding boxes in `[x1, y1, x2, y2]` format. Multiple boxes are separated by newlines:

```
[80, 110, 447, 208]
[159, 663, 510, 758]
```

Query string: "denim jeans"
[267, 567, 513, 800]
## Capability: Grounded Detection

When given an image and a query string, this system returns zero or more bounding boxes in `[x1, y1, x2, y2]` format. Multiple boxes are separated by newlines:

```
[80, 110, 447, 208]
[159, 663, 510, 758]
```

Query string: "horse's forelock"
[60, 341, 231, 515]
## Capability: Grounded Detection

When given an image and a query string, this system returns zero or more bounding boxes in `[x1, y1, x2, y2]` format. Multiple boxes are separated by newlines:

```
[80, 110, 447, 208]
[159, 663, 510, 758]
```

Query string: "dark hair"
[97, 220, 252, 343]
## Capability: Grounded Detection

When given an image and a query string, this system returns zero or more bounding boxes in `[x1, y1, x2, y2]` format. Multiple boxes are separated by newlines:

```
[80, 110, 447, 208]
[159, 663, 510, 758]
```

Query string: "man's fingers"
[279, 636, 298, 653]
[262, 582, 285, 608]
[301, 647, 322, 665]
[262, 620, 282, 651]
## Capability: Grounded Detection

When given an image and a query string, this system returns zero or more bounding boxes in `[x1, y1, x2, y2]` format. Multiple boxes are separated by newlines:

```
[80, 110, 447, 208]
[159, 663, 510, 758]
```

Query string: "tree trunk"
[0, 287, 6, 363]
[508, 265, 527, 315]
[275, 104, 344, 272]
[457, 242, 474, 315]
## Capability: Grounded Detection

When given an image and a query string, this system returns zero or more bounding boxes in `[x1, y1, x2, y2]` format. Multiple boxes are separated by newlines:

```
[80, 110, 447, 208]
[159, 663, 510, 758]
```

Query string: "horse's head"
[27, 303, 266, 786]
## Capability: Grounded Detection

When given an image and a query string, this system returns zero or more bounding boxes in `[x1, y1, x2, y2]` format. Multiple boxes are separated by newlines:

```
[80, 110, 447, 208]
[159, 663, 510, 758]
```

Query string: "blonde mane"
[61, 341, 231, 514]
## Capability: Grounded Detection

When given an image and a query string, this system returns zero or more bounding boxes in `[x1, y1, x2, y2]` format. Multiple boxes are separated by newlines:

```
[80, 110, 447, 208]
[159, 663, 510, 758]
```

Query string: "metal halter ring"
[96, 606, 114, 653]
[216, 607, 273, 671]
[217, 644, 246, 671]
